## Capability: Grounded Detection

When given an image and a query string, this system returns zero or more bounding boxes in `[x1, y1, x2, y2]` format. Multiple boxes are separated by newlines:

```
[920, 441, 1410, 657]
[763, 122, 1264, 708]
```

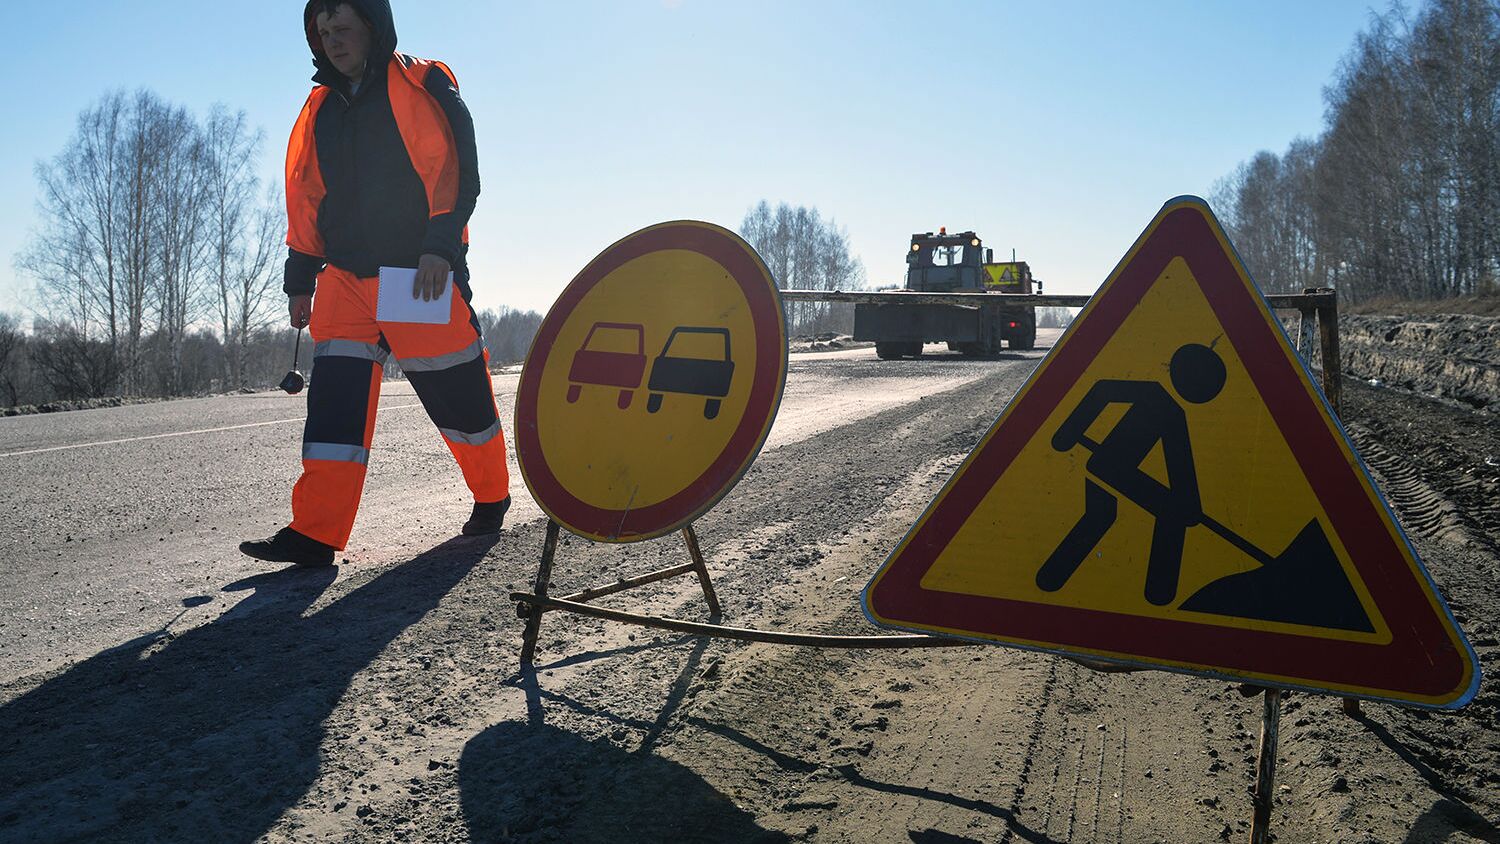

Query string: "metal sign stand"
[1249, 688, 1284, 844]
[516, 520, 722, 667]
[510, 287, 1359, 844]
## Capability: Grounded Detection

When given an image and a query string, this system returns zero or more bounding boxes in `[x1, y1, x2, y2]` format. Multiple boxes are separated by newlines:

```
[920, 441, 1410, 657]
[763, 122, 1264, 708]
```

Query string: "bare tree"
[477, 307, 545, 365]
[1220, 0, 1500, 304]
[152, 102, 211, 395]
[28, 319, 122, 401]
[1215, 140, 1323, 294]
[740, 201, 866, 334]
[17, 90, 295, 399]
[0, 313, 26, 406]
[20, 93, 128, 351]
[116, 91, 171, 393]
[201, 107, 282, 390]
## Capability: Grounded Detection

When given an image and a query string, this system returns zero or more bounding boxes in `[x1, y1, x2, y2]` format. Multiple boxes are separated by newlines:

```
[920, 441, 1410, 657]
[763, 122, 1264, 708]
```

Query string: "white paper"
[376, 266, 454, 324]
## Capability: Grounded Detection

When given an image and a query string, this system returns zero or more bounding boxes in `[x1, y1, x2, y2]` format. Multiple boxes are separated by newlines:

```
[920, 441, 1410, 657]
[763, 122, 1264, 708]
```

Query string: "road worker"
[241, 0, 510, 566]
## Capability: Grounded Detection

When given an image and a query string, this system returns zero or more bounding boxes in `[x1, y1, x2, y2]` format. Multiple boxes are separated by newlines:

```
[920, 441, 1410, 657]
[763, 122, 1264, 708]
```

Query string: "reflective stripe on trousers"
[289, 265, 510, 548]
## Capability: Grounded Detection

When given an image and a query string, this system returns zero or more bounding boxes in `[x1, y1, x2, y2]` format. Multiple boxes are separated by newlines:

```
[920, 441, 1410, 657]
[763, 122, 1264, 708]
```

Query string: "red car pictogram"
[566, 322, 647, 410]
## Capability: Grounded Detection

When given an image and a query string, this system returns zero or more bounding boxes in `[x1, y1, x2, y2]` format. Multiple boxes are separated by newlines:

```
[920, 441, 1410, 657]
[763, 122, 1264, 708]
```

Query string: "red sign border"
[863, 197, 1478, 708]
[515, 221, 787, 543]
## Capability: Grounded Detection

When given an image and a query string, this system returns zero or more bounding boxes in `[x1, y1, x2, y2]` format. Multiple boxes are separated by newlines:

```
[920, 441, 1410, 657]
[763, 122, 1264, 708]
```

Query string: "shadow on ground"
[461, 633, 785, 843]
[459, 719, 782, 843]
[0, 536, 493, 842]
[1354, 714, 1500, 844]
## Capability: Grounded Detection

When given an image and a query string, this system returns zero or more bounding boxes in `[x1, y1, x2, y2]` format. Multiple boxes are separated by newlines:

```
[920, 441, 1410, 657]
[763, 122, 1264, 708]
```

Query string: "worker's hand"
[414, 253, 451, 302]
[289, 295, 312, 329]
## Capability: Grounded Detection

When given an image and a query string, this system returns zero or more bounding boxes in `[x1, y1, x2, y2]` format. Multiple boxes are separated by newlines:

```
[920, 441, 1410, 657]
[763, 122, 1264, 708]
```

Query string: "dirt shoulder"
[1339, 313, 1500, 412]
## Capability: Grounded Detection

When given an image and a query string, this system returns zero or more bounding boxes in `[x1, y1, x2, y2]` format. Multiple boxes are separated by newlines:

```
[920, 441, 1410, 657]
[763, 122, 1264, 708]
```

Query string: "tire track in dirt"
[1000, 658, 1061, 844]
[1347, 428, 1489, 552]
[1250, 380, 1500, 844]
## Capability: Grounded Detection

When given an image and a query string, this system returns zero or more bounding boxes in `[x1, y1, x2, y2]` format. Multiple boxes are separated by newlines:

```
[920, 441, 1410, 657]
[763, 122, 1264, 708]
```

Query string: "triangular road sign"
[863, 196, 1478, 708]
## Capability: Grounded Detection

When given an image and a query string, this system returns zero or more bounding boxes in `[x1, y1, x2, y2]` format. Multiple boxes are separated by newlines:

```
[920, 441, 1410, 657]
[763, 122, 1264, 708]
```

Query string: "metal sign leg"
[519, 520, 561, 668]
[681, 523, 722, 617]
[1249, 688, 1283, 844]
[1317, 297, 1343, 416]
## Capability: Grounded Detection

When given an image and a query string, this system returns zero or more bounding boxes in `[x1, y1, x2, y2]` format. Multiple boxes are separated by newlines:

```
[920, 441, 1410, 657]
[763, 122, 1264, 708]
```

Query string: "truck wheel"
[704, 399, 721, 420]
[1014, 324, 1036, 351]
[647, 393, 663, 413]
[904, 342, 923, 358]
[875, 342, 900, 360]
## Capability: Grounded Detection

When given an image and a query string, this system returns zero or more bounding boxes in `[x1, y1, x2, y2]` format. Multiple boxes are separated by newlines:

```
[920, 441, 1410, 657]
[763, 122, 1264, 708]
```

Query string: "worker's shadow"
[0, 535, 494, 843]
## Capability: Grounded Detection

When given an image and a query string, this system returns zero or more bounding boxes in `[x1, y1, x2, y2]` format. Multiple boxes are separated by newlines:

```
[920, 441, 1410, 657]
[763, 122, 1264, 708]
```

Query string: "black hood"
[303, 0, 397, 88]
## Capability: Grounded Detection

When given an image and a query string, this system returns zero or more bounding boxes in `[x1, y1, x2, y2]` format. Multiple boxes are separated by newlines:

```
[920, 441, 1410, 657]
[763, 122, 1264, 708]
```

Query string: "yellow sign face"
[924, 253, 1386, 641]
[515, 221, 786, 542]
[865, 197, 1478, 708]
[984, 263, 1021, 289]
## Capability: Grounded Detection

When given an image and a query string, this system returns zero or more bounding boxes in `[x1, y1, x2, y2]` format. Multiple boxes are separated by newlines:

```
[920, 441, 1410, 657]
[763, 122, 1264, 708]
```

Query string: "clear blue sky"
[0, 0, 1385, 318]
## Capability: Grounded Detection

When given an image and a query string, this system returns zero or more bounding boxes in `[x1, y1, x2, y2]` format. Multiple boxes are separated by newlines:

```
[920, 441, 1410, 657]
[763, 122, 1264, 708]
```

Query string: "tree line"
[8, 97, 871, 410]
[1214, 0, 1499, 302]
[739, 201, 866, 335]
[0, 305, 540, 411]
[4, 90, 541, 411]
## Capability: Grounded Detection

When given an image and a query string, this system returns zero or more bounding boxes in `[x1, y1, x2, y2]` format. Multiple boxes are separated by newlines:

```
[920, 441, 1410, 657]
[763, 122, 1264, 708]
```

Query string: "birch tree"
[740, 201, 866, 333]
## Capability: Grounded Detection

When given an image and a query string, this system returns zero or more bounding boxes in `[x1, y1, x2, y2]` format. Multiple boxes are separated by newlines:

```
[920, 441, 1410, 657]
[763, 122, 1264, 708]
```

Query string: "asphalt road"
[0, 326, 1494, 843]
[0, 337, 1051, 684]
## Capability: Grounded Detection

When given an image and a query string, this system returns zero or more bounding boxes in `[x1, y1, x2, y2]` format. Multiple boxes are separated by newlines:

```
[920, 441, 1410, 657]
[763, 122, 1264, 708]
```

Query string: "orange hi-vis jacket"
[283, 50, 478, 296]
[281, 3, 507, 549]
[286, 53, 466, 268]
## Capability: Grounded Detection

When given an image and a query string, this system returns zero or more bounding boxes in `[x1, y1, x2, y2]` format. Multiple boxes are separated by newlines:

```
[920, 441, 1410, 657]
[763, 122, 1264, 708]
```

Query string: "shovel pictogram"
[1072, 435, 1374, 632]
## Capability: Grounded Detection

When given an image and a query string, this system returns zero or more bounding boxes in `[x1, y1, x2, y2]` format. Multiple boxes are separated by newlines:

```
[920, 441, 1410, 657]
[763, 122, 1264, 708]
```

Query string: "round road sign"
[515, 220, 786, 542]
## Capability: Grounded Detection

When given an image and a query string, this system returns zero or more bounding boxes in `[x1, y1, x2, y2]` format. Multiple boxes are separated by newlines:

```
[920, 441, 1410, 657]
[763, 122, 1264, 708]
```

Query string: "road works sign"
[864, 196, 1478, 708]
[516, 221, 786, 543]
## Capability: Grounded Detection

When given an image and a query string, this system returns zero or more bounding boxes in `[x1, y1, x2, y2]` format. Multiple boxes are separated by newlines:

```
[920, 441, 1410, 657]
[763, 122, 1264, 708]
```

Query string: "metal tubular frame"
[512, 287, 1346, 844]
[777, 288, 1335, 311]
[516, 522, 724, 668]
[1250, 689, 1284, 844]
[513, 593, 971, 648]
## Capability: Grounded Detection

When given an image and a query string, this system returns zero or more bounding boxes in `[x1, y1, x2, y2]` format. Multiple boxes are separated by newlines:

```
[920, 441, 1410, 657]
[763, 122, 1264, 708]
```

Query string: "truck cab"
[852, 227, 1039, 358]
[906, 229, 989, 292]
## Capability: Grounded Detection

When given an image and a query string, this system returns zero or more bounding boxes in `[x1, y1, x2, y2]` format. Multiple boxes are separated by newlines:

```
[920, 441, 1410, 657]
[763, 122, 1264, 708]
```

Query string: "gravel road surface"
[1, 326, 1495, 843]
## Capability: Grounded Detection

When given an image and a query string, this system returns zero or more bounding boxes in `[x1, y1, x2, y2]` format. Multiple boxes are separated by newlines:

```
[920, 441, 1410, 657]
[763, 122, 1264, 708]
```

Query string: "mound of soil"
[1339, 314, 1500, 412]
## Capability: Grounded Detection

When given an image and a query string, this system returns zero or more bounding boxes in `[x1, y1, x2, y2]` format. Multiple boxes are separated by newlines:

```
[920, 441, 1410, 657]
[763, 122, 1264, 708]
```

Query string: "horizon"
[0, 0, 1388, 323]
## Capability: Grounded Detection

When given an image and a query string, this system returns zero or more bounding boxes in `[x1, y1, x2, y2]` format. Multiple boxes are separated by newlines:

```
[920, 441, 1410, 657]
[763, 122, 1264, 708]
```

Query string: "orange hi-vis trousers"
[290, 265, 509, 549]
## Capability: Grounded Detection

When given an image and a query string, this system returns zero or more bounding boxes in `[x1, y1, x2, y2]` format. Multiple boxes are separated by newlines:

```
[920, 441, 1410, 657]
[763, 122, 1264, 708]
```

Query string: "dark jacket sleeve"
[284, 248, 326, 296]
[421, 67, 481, 265]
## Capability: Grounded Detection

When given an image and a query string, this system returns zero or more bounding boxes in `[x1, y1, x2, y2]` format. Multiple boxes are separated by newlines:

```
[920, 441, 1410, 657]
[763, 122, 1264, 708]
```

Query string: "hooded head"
[303, 0, 397, 87]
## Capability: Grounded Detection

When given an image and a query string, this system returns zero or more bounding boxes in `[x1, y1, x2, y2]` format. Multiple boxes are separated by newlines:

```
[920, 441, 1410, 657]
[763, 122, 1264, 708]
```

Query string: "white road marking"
[0, 402, 428, 458]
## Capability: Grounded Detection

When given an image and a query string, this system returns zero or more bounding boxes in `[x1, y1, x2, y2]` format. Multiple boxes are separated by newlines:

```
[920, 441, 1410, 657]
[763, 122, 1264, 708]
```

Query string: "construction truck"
[853, 228, 1040, 359]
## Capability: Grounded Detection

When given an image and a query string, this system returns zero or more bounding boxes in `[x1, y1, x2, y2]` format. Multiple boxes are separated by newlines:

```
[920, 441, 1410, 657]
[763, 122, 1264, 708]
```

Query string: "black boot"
[239, 527, 336, 567]
[462, 497, 511, 536]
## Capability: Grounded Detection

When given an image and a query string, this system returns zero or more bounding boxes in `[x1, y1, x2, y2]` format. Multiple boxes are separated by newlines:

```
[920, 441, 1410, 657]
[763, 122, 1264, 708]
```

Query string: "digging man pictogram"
[1037, 343, 1227, 606]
